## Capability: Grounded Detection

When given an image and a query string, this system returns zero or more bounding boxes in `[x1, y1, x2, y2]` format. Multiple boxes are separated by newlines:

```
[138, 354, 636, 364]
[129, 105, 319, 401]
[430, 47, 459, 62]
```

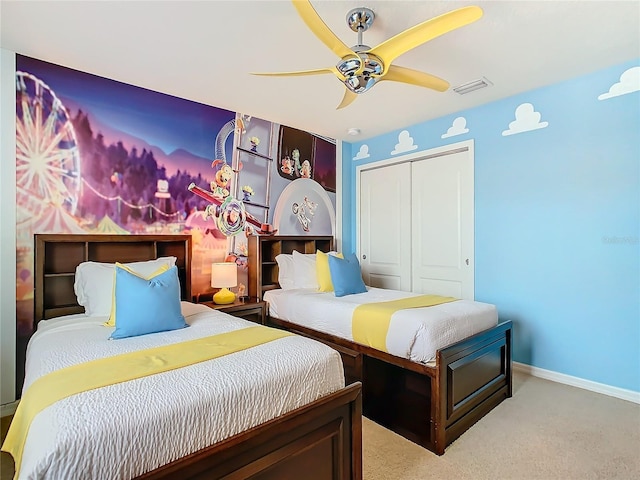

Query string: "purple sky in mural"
[16, 55, 234, 164]
[14, 55, 243, 339]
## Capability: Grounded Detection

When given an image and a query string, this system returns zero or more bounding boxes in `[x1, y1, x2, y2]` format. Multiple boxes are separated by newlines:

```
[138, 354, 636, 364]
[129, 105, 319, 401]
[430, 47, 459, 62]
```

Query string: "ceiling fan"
[252, 1, 483, 109]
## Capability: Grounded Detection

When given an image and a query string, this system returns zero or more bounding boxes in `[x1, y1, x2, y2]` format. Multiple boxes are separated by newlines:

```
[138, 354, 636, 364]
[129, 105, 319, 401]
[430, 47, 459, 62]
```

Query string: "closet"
[356, 140, 475, 299]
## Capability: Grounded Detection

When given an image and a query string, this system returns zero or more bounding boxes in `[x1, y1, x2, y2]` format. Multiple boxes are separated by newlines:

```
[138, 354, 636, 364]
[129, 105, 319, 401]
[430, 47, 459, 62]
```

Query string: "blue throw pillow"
[110, 264, 187, 339]
[328, 253, 367, 297]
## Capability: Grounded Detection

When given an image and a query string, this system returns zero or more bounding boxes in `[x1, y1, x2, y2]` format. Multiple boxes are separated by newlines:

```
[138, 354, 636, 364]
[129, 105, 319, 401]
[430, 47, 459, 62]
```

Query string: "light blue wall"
[343, 60, 640, 393]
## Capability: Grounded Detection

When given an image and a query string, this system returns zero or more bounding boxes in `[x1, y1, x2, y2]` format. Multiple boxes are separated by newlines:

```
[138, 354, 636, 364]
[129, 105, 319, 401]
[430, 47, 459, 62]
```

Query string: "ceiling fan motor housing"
[337, 53, 383, 93]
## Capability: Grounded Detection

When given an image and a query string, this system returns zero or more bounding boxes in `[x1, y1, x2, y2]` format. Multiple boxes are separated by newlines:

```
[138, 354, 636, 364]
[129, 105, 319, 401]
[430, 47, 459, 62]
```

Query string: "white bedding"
[264, 287, 498, 364]
[16, 302, 344, 480]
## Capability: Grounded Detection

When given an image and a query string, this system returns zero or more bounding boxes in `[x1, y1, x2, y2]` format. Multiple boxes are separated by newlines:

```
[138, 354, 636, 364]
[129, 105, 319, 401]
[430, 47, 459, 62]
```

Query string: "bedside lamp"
[211, 262, 237, 305]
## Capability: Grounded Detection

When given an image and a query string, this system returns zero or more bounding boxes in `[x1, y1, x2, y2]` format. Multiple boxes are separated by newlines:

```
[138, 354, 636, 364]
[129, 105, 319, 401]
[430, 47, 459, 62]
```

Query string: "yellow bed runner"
[352, 295, 457, 352]
[2, 325, 292, 478]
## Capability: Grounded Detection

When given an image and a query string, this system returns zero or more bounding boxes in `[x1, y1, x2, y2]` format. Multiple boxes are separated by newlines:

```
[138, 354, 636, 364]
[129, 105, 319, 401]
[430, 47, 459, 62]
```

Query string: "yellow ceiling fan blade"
[380, 65, 449, 92]
[336, 89, 358, 110]
[293, 0, 356, 59]
[370, 6, 483, 67]
[251, 66, 341, 78]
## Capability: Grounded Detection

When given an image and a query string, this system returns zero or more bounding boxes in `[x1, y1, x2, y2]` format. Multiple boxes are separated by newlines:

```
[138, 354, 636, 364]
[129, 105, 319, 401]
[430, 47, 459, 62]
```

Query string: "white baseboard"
[513, 362, 640, 404]
[1, 400, 18, 417]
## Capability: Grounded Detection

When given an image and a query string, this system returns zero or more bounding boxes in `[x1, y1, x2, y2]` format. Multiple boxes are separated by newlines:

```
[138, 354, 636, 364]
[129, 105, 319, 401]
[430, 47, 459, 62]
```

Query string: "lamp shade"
[211, 262, 237, 305]
[211, 262, 238, 288]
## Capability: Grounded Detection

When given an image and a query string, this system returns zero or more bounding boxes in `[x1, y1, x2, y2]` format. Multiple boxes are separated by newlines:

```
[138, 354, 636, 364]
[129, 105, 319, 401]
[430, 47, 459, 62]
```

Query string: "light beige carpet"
[363, 371, 640, 480]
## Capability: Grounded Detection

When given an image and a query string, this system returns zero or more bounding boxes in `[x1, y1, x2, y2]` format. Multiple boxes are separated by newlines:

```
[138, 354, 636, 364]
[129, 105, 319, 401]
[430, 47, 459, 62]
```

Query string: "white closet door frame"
[355, 139, 474, 297]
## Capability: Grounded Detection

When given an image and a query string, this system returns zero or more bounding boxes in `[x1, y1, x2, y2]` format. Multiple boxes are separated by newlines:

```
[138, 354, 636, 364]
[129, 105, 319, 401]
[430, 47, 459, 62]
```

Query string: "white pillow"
[275, 254, 295, 290]
[74, 257, 177, 316]
[292, 251, 318, 289]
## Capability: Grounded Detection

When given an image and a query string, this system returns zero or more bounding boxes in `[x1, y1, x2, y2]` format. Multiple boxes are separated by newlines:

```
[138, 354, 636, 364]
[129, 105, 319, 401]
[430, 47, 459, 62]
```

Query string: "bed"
[4, 233, 362, 480]
[247, 234, 512, 456]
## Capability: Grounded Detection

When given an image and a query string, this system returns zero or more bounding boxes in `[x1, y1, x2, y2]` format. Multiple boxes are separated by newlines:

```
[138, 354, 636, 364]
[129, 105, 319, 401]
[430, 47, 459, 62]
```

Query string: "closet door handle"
[362, 254, 367, 259]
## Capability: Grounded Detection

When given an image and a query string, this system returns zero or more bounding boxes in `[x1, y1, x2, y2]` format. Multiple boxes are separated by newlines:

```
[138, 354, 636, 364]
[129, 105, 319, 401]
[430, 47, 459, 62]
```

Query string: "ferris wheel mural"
[15, 71, 81, 233]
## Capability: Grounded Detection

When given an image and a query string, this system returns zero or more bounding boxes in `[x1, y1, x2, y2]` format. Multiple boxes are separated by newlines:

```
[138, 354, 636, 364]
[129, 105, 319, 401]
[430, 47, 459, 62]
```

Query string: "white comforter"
[16, 302, 344, 480]
[265, 287, 498, 364]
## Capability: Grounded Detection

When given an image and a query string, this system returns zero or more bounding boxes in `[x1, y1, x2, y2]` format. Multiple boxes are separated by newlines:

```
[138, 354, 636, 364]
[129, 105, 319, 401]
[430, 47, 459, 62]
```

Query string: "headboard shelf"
[248, 235, 333, 300]
[34, 234, 192, 323]
[43, 241, 86, 274]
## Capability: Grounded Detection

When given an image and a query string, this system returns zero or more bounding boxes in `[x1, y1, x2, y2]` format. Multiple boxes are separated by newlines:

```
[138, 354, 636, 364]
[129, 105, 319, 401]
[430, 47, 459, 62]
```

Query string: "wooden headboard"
[247, 235, 333, 300]
[34, 234, 192, 325]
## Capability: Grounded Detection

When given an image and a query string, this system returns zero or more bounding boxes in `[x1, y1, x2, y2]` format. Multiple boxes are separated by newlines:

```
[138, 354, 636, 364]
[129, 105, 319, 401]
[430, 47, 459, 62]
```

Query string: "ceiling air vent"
[453, 77, 493, 95]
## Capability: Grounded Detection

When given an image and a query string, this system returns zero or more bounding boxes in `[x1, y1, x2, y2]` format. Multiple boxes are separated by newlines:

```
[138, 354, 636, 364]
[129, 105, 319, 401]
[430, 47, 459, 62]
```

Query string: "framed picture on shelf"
[312, 135, 336, 192]
[277, 125, 336, 192]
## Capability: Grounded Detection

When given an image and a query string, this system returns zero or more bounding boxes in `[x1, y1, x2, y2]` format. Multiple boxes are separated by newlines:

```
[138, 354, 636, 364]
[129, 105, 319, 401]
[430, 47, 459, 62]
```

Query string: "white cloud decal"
[502, 103, 549, 136]
[442, 117, 469, 139]
[353, 145, 370, 160]
[598, 66, 640, 100]
[391, 130, 418, 154]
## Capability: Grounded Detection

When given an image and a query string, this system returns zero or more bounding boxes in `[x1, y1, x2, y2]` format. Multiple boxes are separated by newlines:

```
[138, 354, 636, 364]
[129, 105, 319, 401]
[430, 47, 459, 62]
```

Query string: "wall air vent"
[452, 77, 493, 95]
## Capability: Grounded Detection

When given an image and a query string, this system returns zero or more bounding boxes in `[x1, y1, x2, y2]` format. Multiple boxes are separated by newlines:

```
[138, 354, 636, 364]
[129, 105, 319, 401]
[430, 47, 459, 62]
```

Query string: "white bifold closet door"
[358, 144, 474, 299]
[411, 150, 474, 299]
[359, 162, 412, 291]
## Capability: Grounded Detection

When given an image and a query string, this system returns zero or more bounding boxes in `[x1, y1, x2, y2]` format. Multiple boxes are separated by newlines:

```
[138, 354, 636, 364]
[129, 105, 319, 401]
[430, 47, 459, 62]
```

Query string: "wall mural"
[14, 55, 337, 344]
[272, 178, 336, 235]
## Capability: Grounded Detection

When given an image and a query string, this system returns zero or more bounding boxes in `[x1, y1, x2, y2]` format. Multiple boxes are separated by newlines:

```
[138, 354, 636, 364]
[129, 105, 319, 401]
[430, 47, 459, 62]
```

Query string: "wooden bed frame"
[247, 234, 512, 455]
[32, 233, 362, 480]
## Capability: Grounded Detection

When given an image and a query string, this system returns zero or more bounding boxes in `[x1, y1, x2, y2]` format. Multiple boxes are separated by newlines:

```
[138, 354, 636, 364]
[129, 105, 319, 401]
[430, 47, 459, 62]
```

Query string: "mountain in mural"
[73, 110, 215, 179]
[164, 148, 217, 178]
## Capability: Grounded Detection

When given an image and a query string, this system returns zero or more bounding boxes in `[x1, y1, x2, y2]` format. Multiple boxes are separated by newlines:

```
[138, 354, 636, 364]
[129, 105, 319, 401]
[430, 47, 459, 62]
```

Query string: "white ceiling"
[1, 1, 639, 141]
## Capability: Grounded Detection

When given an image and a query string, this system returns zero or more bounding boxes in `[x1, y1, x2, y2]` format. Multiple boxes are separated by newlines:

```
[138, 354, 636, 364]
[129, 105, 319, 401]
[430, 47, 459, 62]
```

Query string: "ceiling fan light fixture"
[452, 77, 493, 95]
[337, 53, 383, 77]
[337, 57, 361, 76]
[337, 52, 383, 93]
[344, 74, 377, 93]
